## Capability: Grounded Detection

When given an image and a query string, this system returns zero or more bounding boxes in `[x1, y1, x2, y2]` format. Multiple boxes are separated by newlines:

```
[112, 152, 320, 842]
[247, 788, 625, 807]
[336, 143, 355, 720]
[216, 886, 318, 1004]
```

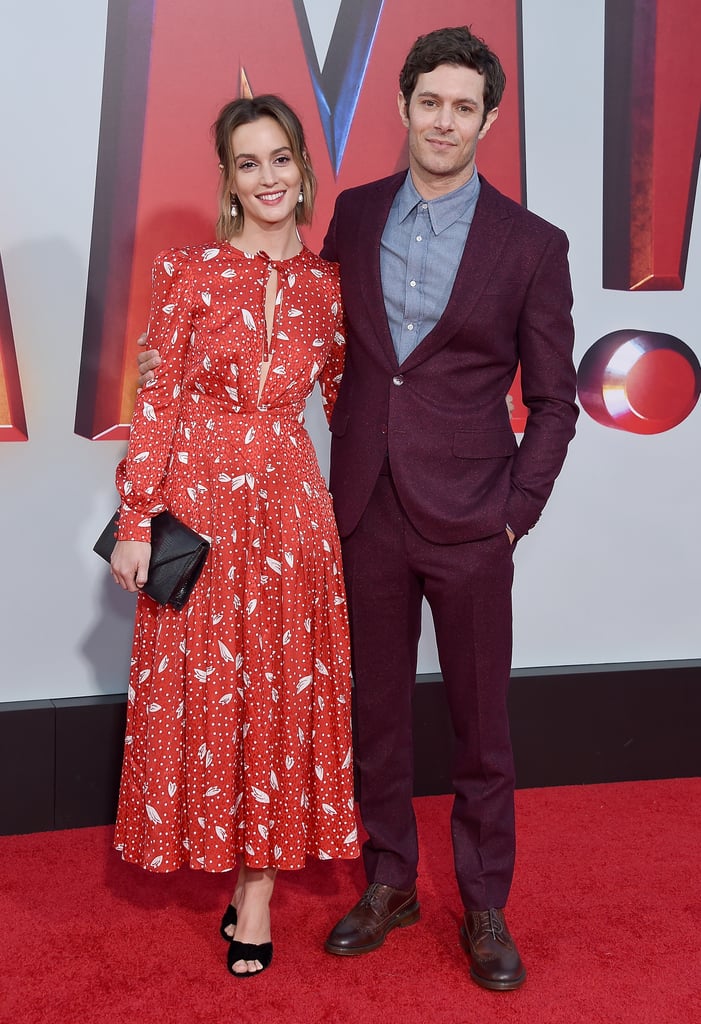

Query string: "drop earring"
[230, 193, 239, 217]
[297, 187, 304, 205]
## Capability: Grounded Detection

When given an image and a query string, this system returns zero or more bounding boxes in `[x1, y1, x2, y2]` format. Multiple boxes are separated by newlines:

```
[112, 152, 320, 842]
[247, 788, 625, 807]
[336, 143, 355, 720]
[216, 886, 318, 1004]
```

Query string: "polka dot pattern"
[113, 243, 358, 873]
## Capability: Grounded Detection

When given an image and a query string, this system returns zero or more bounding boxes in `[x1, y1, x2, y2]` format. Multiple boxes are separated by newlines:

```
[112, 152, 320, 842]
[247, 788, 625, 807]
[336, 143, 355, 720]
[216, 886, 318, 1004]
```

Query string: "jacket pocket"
[452, 429, 517, 459]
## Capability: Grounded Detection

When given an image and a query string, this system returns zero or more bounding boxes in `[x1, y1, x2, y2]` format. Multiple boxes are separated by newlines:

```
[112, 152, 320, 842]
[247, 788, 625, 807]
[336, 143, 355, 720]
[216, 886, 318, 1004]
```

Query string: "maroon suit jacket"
[320, 172, 578, 542]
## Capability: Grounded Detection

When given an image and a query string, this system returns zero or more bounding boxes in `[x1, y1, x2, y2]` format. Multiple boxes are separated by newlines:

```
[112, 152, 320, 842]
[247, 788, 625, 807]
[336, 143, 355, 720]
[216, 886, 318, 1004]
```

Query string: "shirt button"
[410, 280, 416, 287]
[393, 375, 404, 386]
[416, 235, 423, 242]
[406, 323, 414, 331]
[421, 203, 428, 210]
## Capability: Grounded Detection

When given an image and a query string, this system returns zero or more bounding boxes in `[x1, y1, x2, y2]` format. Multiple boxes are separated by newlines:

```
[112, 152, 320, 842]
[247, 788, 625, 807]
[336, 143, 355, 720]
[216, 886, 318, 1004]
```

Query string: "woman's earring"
[297, 187, 304, 205]
[230, 193, 239, 217]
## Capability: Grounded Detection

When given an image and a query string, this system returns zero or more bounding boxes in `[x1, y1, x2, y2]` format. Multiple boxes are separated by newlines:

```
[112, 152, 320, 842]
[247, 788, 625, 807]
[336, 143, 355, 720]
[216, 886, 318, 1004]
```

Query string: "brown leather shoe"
[325, 883, 420, 955]
[460, 908, 526, 991]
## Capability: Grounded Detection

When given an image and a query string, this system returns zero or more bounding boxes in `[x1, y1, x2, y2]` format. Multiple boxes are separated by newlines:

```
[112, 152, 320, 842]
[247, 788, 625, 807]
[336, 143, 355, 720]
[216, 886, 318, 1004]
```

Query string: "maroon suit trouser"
[340, 466, 516, 910]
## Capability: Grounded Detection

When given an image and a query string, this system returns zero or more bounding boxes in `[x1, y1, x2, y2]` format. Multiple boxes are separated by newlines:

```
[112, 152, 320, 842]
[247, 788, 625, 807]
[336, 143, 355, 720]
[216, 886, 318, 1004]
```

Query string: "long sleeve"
[318, 288, 346, 425]
[116, 248, 194, 540]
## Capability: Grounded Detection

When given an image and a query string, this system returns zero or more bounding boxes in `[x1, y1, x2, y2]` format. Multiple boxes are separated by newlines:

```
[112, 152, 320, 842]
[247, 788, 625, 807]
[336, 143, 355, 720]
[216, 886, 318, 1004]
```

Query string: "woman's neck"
[231, 221, 302, 261]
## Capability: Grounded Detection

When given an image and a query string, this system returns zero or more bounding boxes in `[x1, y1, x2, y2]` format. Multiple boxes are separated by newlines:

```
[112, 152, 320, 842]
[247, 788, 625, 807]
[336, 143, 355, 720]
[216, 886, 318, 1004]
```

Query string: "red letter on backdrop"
[74, 0, 525, 440]
[603, 0, 701, 291]
[0, 256, 28, 442]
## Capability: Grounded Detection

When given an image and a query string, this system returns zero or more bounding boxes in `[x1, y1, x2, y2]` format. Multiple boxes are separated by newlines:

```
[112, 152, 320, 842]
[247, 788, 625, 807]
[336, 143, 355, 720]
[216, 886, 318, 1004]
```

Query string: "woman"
[109, 95, 358, 977]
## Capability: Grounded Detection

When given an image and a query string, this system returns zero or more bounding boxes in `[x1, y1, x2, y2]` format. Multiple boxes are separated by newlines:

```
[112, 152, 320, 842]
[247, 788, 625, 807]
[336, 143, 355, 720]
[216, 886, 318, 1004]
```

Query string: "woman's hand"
[136, 332, 161, 386]
[111, 540, 152, 592]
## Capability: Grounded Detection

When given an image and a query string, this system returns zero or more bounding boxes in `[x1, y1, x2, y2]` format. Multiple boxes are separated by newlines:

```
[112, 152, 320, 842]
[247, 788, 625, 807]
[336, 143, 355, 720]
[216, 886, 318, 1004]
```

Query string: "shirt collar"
[396, 169, 481, 234]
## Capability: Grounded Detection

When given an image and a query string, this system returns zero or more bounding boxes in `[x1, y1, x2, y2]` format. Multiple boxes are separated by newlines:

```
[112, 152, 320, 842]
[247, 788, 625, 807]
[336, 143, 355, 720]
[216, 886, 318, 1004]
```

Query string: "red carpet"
[2, 779, 699, 1024]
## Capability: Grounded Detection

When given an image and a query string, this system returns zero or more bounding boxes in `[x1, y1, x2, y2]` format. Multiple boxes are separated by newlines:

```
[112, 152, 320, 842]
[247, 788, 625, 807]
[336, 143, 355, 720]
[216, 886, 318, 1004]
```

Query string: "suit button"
[392, 375, 404, 386]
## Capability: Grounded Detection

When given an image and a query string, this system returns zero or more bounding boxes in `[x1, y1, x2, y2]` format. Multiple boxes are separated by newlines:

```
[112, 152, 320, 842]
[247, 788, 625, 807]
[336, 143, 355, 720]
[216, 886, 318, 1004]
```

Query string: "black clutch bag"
[94, 509, 210, 611]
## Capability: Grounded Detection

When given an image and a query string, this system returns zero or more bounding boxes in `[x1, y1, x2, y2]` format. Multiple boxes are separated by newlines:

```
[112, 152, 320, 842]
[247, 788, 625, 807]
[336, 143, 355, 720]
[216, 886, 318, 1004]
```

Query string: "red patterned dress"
[113, 243, 359, 873]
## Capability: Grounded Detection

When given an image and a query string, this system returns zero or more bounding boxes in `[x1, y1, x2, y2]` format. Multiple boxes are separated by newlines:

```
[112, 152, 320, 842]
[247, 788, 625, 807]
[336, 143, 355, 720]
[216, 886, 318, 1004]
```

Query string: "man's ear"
[478, 106, 499, 140]
[397, 90, 410, 128]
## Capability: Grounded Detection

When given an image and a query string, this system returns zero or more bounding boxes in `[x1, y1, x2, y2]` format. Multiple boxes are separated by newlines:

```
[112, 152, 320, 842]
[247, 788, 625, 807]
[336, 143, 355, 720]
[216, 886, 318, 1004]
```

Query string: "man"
[138, 26, 578, 991]
[317, 26, 577, 991]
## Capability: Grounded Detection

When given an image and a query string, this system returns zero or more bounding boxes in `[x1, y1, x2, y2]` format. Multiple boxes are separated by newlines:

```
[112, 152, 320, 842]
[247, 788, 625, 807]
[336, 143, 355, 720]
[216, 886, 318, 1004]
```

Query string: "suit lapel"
[355, 174, 404, 369]
[400, 177, 514, 371]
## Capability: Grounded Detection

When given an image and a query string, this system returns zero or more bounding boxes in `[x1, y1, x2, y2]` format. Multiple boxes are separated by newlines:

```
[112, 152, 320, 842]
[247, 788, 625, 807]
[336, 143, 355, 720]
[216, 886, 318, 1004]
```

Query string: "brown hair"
[399, 26, 506, 125]
[213, 95, 317, 241]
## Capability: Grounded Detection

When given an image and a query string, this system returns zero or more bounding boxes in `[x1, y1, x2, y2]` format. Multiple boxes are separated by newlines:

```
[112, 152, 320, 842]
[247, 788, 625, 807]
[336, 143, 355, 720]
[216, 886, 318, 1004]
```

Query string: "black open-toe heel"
[219, 904, 238, 942]
[227, 940, 273, 977]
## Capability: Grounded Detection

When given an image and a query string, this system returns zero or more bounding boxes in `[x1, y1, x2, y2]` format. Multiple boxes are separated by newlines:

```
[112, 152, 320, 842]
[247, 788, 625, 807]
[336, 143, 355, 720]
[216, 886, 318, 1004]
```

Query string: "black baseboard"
[1, 660, 699, 835]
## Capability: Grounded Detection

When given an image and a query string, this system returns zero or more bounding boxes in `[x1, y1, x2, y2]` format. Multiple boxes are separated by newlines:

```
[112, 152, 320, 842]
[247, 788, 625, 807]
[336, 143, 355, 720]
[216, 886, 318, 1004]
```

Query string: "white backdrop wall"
[0, 0, 699, 703]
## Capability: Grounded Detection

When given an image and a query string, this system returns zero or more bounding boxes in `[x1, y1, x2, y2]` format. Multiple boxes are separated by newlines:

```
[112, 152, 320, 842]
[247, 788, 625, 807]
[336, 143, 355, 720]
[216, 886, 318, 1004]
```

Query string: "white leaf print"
[258, 824, 269, 840]
[244, 426, 256, 445]
[322, 803, 337, 815]
[123, 480, 133, 496]
[287, 273, 296, 287]
[276, 331, 289, 341]
[300, 790, 309, 809]
[312, 337, 324, 347]
[205, 786, 221, 797]
[198, 743, 207, 760]
[198, 816, 206, 828]
[127, 684, 135, 704]
[265, 672, 274, 682]
[206, 750, 213, 768]
[315, 765, 324, 781]
[201, 291, 211, 306]
[221, 267, 236, 278]
[273, 420, 281, 436]
[285, 755, 294, 770]
[158, 656, 169, 673]
[236, 653, 244, 670]
[334, 595, 346, 605]
[168, 782, 177, 797]
[252, 787, 270, 804]
[150, 855, 163, 868]
[242, 721, 249, 736]
[215, 826, 227, 841]
[318, 695, 325, 711]
[218, 640, 235, 663]
[176, 701, 184, 718]
[219, 693, 233, 705]
[147, 703, 162, 713]
[288, 307, 303, 318]
[177, 451, 188, 463]
[194, 669, 210, 683]
[272, 364, 286, 375]
[296, 675, 312, 694]
[344, 827, 358, 844]
[186, 487, 198, 502]
[282, 630, 291, 646]
[133, 450, 150, 463]
[342, 746, 352, 770]
[162, 303, 175, 314]
[319, 849, 332, 860]
[245, 474, 255, 490]
[163, 261, 174, 276]
[315, 659, 329, 676]
[274, 845, 282, 860]
[246, 599, 257, 616]
[303, 618, 311, 633]
[311, 267, 323, 277]
[124, 736, 133, 745]
[243, 671, 252, 688]
[203, 248, 220, 261]
[298, 727, 305, 744]
[232, 792, 243, 814]
[270, 770, 279, 791]
[245, 843, 255, 856]
[145, 804, 162, 824]
[203, 354, 211, 371]
[331, 301, 339, 315]
[271, 687, 279, 703]
[230, 475, 246, 491]
[225, 386, 239, 403]
[242, 308, 256, 331]
[284, 552, 294, 568]
[302, 481, 312, 497]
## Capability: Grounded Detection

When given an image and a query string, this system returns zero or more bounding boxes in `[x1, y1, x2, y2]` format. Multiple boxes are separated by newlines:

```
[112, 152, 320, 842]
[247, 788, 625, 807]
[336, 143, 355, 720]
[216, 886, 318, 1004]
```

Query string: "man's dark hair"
[399, 26, 506, 123]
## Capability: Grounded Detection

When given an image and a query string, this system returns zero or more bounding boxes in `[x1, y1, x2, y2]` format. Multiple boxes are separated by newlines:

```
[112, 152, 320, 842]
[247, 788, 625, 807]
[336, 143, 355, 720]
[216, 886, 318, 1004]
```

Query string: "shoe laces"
[472, 908, 506, 942]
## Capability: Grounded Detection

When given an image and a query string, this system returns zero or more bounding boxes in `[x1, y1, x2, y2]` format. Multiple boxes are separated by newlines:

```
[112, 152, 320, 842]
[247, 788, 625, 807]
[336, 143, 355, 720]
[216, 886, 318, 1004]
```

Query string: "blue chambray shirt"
[380, 169, 481, 365]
